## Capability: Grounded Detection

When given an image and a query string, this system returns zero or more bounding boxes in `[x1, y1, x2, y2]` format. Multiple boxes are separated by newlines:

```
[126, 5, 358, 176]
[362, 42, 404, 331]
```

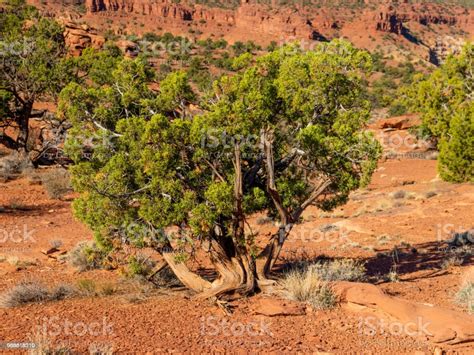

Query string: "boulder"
[333, 281, 474, 345]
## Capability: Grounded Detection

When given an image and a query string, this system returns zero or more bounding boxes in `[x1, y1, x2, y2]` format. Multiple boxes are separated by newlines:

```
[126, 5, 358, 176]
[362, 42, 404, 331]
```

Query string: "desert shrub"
[76, 279, 97, 296]
[22, 167, 42, 185]
[88, 343, 114, 355]
[0, 153, 32, 182]
[438, 105, 473, 182]
[399, 43, 474, 182]
[388, 102, 407, 116]
[49, 284, 75, 300]
[0, 281, 74, 308]
[125, 255, 155, 278]
[40, 168, 72, 199]
[68, 242, 108, 272]
[390, 190, 406, 199]
[456, 282, 474, 313]
[28, 331, 72, 355]
[386, 270, 400, 282]
[309, 259, 366, 282]
[448, 229, 474, 247]
[441, 255, 464, 269]
[99, 283, 117, 296]
[0, 281, 48, 308]
[281, 267, 337, 310]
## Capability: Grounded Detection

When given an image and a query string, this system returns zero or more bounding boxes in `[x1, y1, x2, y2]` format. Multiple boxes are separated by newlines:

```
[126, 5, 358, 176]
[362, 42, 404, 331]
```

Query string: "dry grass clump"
[456, 282, 474, 313]
[441, 255, 464, 269]
[0, 152, 32, 182]
[40, 168, 72, 199]
[75, 279, 118, 297]
[88, 342, 115, 355]
[310, 259, 366, 282]
[390, 190, 407, 199]
[281, 267, 337, 310]
[68, 242, 107, 271]
[28, 330, 72, 355]
[0, 281, 74, 308]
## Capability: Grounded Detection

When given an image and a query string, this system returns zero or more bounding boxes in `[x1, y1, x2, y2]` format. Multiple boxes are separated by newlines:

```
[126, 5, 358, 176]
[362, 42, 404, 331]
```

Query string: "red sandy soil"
[0, 123, 473, 353]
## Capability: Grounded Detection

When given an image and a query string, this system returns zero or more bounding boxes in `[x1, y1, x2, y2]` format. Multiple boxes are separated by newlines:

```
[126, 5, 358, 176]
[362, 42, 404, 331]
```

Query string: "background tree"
[0, 0, 74, 159]
[60, 40, 381, 298]
[399, 43, 473, 182]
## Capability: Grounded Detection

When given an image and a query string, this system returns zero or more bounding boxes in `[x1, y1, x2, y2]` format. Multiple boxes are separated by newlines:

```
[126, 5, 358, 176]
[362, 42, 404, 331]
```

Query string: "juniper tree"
[399, 43, 473, 182]
[59, 40, 381, 298]
[0, 0, 74, 158]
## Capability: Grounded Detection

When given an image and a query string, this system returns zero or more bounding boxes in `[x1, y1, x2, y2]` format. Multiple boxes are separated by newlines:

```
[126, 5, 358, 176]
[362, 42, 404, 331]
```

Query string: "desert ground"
[0, 118, 473, 354]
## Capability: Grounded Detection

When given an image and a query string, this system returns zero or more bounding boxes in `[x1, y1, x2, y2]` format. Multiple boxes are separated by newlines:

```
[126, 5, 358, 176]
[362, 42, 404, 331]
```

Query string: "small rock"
[41, 247, 59, 255]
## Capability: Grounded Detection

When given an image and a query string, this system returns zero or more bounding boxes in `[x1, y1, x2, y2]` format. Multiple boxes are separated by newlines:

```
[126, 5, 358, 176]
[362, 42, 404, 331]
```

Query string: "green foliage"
[438, 103, 473, 182]
[400, 43, 474, 182]
[126, 255, 154, 277]
[0, 1, 71, 96]
[60, 39, 380, 255]
[0, 0, 75, 152]
[369, 58, 417, 110]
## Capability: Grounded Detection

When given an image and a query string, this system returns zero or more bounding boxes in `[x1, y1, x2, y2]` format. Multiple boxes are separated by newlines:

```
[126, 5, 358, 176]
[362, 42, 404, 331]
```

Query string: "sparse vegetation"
[456, 282, 474, 313]
[390, 190, 407, 199]
[41, 168, 72, 199]
[0, 153, 32, 182]
[399, 43, 474, 183]
[125, 255, 155, 278]
[28, 331, 73, 355]
[0, 281, 74, 308]
[441, 255, 464, 269]
[281, 265, 337, 310]
[308, 259, 366, 282]
[76, 279, 98, 296]
[68, 242, 109, 272]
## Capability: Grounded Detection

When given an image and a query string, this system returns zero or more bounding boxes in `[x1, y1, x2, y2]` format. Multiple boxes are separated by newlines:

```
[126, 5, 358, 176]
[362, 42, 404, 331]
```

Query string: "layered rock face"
[79, 0, 472, 36]
[86, 0, 231, 22]
[374, 7, 404, 34]
[371, 3, 472, 35]
[27, 0, 474, 52]
[63, 21, 105, 55]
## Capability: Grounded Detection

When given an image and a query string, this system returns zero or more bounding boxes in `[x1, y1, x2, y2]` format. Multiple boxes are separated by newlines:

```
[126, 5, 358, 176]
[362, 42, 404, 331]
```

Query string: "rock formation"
[63, 21, 105, 55]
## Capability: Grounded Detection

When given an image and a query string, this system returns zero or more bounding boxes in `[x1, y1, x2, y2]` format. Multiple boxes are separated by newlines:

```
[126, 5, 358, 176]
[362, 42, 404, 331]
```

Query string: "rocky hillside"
[28, 0, 474, 63]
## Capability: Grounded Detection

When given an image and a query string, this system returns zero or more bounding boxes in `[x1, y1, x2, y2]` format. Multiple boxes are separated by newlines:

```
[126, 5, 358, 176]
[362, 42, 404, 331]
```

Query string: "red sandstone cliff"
[27, 0, 474, 59]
